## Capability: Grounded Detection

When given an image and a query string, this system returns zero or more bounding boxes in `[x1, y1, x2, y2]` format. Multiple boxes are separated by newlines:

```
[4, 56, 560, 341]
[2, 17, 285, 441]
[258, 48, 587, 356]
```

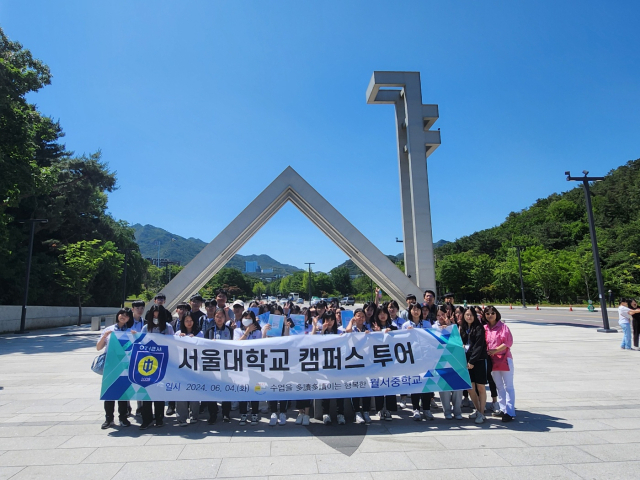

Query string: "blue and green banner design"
[100, 326, 471, 401]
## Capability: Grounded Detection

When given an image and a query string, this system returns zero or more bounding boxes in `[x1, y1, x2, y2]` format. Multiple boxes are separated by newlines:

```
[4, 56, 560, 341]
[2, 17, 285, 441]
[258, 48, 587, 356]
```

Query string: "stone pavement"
[0, 319, 638, 480]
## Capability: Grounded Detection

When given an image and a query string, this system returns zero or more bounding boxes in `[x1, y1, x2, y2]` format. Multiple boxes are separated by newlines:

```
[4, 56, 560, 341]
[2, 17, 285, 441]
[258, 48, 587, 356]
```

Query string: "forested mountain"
[133, 224, 301, 275]
[434, 159, 640, 303]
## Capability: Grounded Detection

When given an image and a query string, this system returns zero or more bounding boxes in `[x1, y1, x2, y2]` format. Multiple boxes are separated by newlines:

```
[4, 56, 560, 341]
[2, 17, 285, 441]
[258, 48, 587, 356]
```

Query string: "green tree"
[330, 266, 353, 296]
[252, 281, 266, 298]
[56, 240, 123, 325]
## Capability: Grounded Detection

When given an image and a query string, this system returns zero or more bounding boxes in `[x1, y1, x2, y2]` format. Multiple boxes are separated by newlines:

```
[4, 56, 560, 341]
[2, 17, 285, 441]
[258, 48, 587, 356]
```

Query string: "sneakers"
[269, 413, 278, 426]
[501, 413, 514, 423]
[239, 414, 248, 426]
[178, 421, 188, 427]
[454, 414, 463, 420]
[363, 412, 371, 424]
[119, 418, 131, 427]
[493, 402, 500, 412]
[411, 409, 422, 421]
[474, 413, 485, 424]
[444, 412, 454, 420]
[223, 414, 231, 423]
[355, 412, 365, 424]
[461, 398, 470, 408]
[302, 414, 310, 426]
[469, 411, 478, 419]
[337, 414, 346, 425]
[384, 410, 393, 421]
[139, 421, 153, 430]
[323, 414, 331, 425]
[493, 410, 505, 417]
[279, 413, 287, 426]
[208, 416, 216, 425]
[101, 419, 114, 430]
[398, 400, 406, 409]
[155, 419, 164, 427]
[423, 410, 434, 420]
[231, 401, 239, 411]
[165, 407, 175, 416]
[295, 413, 304, 425]
[251, 414, 258, 425]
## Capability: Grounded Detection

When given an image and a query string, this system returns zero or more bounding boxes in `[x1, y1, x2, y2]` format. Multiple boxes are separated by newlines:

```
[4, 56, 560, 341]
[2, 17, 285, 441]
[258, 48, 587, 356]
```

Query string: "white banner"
[100, 327, 471, 401]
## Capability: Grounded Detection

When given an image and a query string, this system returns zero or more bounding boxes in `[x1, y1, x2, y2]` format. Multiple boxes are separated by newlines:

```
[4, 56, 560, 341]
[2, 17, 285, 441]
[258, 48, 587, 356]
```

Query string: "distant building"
[245, 261, 259, 273]
[262, 268, 273, 273]
[145, 258, 180, 268]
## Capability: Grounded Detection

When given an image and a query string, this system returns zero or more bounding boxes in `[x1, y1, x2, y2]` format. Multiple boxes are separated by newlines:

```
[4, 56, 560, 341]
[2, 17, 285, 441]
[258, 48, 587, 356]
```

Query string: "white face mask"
[153, 317, 159, 325]
[242, 318, 253, 327]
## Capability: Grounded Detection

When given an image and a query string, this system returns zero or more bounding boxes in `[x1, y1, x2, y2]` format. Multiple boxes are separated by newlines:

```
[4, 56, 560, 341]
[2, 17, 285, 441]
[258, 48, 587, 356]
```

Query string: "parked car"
[341, 296, 355, 306]
[296, 298, 304, 304]
[268, 296, 277, 303]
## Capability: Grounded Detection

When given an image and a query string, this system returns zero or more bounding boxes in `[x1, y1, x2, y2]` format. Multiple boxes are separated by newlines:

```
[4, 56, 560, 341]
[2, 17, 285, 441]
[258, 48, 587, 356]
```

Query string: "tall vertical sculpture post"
[366, 72, 441, 293]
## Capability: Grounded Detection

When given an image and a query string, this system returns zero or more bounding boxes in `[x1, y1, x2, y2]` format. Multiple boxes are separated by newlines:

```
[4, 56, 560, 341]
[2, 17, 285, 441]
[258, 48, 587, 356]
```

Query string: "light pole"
[121, 248, 135, 308]
[565, 170, 614, 333]
[513, 246, 527, 308]
[304, 262, 314, 304]
[154, 240, 161, 268]
[16, 219, 48, 334]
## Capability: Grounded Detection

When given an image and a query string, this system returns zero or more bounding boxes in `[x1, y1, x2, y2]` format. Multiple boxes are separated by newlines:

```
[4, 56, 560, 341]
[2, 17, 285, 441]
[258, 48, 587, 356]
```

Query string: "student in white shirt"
[203, 308, 233, 425]
[403, 302, 435, 421]
[235, 311, 262, 426]
[139, 305, 174, 430]
[174, 313, 203, 426]
[97, 309, 135, 429]
[618, 298, 640, 350]
[312, 311, 346, 425]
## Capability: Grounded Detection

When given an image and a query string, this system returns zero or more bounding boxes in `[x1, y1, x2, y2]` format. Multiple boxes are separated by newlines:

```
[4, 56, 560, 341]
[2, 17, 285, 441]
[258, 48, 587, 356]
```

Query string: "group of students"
[98, 289, 516, 431]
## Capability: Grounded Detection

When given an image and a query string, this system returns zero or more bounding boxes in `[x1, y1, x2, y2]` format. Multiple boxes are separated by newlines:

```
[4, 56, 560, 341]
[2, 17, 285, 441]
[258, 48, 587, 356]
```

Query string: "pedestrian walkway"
[0, 320, 638, 479]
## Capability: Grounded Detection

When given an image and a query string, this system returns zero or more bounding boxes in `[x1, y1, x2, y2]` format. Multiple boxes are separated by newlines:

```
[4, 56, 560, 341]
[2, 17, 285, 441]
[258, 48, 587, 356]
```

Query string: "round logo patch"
[137, 355, 159, 376]
[254, 382, 268, 394]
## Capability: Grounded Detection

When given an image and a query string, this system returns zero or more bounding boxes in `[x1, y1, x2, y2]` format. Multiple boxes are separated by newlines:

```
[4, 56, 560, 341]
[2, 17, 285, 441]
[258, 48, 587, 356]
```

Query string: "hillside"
[334, 239, 450, 276]
[132, 224, 301, 275]
[433, 158, 640, 304]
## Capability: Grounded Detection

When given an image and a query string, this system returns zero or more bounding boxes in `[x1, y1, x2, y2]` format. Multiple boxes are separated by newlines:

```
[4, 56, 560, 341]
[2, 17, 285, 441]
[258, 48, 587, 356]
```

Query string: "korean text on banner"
[100, 326, 471, 401]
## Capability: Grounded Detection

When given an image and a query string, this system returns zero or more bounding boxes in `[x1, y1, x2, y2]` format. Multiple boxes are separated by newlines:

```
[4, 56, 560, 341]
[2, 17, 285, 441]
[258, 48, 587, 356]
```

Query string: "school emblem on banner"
[128, 340, 169, 387]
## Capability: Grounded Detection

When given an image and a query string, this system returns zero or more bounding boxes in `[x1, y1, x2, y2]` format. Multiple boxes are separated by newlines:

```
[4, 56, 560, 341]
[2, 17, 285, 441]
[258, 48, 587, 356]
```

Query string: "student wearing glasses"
[484, 306, 516, 422]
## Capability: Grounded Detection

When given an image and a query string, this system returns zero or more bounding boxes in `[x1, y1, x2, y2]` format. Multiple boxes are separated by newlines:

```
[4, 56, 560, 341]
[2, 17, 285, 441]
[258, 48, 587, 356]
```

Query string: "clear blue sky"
[3, 1, 639, 272]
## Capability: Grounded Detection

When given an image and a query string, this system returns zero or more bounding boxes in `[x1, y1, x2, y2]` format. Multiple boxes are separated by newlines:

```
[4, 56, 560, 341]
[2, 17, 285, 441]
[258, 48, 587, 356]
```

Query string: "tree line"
[434, 159, 640, 304]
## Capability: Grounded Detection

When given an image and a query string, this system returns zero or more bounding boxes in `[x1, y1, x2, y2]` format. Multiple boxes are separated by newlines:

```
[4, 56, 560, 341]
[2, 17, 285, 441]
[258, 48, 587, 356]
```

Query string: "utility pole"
[121, 248, 135, 308]
[565, 171, 614, 333]
[304, 262, 314, 304]
[17, 219, 48, 334]
[514, 246, 527, 308]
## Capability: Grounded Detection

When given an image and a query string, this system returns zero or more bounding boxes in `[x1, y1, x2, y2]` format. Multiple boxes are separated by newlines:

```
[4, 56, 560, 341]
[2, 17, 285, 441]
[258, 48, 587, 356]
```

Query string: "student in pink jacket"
[484, 306, 515, 422]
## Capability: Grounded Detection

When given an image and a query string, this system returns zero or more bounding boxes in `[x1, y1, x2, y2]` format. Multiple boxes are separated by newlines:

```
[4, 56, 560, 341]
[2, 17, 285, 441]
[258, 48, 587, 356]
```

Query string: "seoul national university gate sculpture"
[159, 72, 441, 309]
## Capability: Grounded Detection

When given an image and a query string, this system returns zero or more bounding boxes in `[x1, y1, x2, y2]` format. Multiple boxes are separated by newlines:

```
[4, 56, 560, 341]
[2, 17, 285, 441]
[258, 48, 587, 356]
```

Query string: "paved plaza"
[0, 315, 638, 480]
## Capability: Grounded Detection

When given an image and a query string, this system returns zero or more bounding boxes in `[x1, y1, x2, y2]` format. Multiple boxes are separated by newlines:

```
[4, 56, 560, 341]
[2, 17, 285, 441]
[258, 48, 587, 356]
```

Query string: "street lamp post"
[16, 219, 48, 334]
[514, 246, 527, 308]
[304, 262, 314, 304]
[565, 171, 614, 333]
[121, 248, 135, 308]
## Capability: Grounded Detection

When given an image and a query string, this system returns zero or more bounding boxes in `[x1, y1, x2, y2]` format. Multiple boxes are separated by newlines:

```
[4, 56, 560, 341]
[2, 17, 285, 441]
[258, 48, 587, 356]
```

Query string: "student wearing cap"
[443, 292, 455, 305]
[230, 300, 245, 329]
[189, 294, 205, 327]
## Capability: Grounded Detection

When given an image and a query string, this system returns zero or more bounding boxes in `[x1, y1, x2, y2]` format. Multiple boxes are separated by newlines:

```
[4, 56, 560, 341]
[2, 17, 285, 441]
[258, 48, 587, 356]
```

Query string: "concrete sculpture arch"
[160, 166, 421, 311]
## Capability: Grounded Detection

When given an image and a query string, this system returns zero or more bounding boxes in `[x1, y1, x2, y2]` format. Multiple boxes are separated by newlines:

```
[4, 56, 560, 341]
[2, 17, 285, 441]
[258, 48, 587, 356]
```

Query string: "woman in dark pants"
[139, 305, 175, 429]
[631, 299, 640, 348]
[98, 309, 135, 429]
[372, 305, 398, 421]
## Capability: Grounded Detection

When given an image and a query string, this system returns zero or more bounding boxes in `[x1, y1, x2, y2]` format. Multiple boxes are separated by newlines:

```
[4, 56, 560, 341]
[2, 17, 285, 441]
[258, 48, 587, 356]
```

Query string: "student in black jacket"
[460, 307, 488, 424]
